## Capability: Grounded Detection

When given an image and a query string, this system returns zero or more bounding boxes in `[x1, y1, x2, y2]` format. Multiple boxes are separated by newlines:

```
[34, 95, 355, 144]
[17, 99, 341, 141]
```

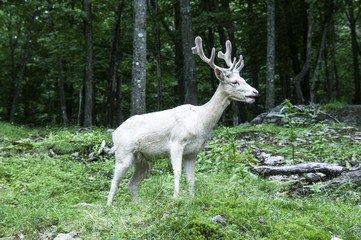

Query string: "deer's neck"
[199, 84, 231, 131]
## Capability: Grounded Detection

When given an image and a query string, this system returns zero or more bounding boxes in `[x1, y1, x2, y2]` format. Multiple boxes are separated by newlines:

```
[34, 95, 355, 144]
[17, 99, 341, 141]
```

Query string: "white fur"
[107, 37, 258, 205]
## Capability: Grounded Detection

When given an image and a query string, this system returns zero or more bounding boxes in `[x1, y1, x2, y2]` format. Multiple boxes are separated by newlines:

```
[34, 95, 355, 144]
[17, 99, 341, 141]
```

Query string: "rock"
[49, 149, 56, 157]
[252, 104, 361, 127]
[259, 152, 285, 166]
[53, 231, 81, 240]
[260, 152, 271, 159]
[305, 173, 326, 183]
[265, 156, 285, 166]
[251, 112, 268, 125]
[331, 105, 361, 126]
[238, 122, 251, 127]
[1, 137, 10, 142]
[269, 175, 299, 182]
[212, 215, 227, 226]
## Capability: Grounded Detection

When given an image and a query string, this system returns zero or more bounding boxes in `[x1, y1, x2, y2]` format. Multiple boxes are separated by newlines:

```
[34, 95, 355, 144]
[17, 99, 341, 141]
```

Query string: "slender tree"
[294, 1, 314, 104]
[330, 16, 340, 100]
[83, 0, 94, 126]
[148, 0, 162, 111]
[266, 0, 275, 111]
[102, 0, 124, 126]
[311, 14, 331, 104]
[8, 14, 35, 122]
[131, 0, 147, 115]
[346, 0, 361, 103]
[179, 0, 197, 104]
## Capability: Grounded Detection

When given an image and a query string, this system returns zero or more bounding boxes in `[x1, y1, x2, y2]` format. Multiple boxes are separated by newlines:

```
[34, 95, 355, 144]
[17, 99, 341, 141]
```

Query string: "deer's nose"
[253, 90, 259, 96]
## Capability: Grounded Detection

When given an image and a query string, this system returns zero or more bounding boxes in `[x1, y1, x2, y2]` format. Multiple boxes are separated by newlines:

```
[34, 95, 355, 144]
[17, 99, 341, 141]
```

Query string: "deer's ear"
[215, 68, 225, 82]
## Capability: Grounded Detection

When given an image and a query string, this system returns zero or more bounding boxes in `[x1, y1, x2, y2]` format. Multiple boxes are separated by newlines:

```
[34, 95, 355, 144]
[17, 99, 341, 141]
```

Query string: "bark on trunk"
[83, 0, 94, 126]
[179, 0, 198, 105]
[266, 0, 275, 111]
[56, 54, 68, 126]
[346, 0, 361, 104]
[148, 0, 162, 111]
[102, 0, 123, 126]
[174, 2, 185, 105]
[330, 16, 340, 101]
[131, 0, 147, 116]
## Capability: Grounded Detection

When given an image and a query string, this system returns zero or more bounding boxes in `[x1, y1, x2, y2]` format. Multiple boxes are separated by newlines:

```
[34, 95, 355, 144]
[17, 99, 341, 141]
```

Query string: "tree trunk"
[8, 14, 35, 123]
[56, 24, 69, 126]
[102, 0, 123, 126]
[179, 0, 197, 105]
[77, 86, 83, 125]
[330, 16, 340, 101]
[247, 0, 260, 117]
[6, 13, 21, 121]
[174, 2, 185, 105]
[213, 0, 226, 52]
[266, 0, 275, 111]
[46, 0, 68, 126]
[56, 55, 68, 126]
[294, 1, 314, 105]
[160, 3, 184, 105]
[131, 0, 147, 116]
[114, 53, 124, 126]
[83, 0, 94, 126]
[148, 0, 162, 111]
[346, 0, 361, 104]
[324, 46, 331, 102]
[311, 16, 330, 104]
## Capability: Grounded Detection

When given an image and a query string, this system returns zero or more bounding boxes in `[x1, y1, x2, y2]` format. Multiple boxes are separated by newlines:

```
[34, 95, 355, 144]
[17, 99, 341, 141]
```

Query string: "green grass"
[0, 121, 360, 239]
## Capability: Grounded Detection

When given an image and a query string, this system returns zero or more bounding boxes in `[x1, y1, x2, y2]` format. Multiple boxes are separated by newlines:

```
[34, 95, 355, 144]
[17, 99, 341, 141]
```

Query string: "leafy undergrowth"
[0, 121, 360, 239]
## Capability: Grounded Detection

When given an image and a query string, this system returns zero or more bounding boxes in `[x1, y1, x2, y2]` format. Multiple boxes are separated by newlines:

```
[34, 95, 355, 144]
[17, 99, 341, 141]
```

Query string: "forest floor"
[0, 121, 361, 240]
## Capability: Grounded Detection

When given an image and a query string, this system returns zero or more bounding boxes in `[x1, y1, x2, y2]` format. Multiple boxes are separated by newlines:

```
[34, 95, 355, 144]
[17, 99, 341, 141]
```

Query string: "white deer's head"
[192, 36, 259, 103]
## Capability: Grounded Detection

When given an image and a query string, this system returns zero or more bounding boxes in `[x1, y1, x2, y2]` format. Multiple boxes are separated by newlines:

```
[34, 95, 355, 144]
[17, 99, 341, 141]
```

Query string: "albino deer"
[107, 36, 258, 205]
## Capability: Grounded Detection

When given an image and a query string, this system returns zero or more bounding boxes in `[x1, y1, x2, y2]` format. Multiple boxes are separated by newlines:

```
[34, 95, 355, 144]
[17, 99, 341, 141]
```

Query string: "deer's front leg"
[184, 157, 196, 197]
[170, 142, 184, 198]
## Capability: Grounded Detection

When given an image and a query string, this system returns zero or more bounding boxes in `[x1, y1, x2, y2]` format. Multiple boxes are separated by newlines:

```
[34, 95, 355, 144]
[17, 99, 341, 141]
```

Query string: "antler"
[217, 40, 244, 72]
[191, 36, 217, 69]
[192, 36, 245, 72]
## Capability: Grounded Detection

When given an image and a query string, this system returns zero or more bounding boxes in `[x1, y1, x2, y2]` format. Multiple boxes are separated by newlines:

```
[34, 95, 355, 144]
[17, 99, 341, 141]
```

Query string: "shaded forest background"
[0, 0, 360, 127]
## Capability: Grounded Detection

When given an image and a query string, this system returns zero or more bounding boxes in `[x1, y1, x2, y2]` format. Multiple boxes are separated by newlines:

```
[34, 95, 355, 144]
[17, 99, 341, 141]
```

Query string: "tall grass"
[0, 121, 360, 239]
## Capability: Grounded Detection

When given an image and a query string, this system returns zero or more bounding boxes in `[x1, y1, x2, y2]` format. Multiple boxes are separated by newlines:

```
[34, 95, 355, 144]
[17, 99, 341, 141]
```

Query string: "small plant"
[277, 99, 315, 161]
[197, 129, 257, 175]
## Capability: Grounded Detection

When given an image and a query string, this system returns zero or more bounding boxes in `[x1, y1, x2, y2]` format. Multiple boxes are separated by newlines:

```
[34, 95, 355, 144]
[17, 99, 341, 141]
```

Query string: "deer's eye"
[231, 81, 238, 86]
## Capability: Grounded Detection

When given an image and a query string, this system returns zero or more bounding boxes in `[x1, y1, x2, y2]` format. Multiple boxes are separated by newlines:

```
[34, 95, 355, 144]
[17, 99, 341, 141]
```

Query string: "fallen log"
[253, 163, 346, 177]
[304, 168, 361, 190]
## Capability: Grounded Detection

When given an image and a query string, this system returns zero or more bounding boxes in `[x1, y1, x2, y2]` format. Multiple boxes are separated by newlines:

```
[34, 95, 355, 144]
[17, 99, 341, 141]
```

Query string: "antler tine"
[217, 40, 234, 67]
[218, 40, 245, 72]
[192, 36, 218, 69]
[236, 55, 244, 72]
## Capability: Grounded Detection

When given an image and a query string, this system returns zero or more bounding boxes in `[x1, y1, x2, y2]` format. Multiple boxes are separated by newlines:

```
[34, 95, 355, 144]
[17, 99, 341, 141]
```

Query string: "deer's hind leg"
[107, 151, 134, 206]
[128, 154, 150, 201]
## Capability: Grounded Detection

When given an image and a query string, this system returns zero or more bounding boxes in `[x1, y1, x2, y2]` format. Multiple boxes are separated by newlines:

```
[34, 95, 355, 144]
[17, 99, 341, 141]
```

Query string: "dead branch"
[254, 163, 346, 177]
